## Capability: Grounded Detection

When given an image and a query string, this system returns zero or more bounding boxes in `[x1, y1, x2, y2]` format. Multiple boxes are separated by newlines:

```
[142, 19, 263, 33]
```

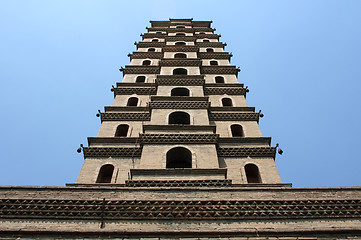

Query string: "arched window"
[148, 48, 156, 52]
[115, 124, 129, 137]
[142, 60, 151, 66]
[96, 164, 114, 183]
[127, 97, 138, 106]
[174, 53, 187, 59]
[222, 98, 233, 107]
[231, 124, 243, 137]
[245, 164, 262, 183]
[176, 33, 186, 36]
[173, 68, 187, 75]
[215, 76, 224, 83]
[156, 31, 162, 34]
[171, 87, 190, 96]
[203, 39, 210, 42]
[169, 111, 190, 125]
[176, 25, 185, 29]
[175, 42, 186, 46]
[152, 39, 159, 42]
[136, 76, 146, 83]
[166, 147, 192, 168]
[210, 60, 218, 66]
[206, 48, 214, 53]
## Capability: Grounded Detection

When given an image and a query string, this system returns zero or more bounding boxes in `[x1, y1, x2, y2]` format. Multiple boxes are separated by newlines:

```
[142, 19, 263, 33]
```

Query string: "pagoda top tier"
[150, 19, 212, 28]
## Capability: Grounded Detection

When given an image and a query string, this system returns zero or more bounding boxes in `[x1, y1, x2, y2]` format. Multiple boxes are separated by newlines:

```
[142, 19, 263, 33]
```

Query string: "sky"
[0, 0, 360, 188]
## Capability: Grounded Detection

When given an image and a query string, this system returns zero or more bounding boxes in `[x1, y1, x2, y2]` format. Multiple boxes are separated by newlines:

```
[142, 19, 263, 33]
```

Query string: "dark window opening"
[176, 26, 185, 28]
[215, 76, 224, 83]
[203, 39, 210, 42]
[222, 98, 233, 107]
[166, 147, 192, 168]
[96, 164, 114, 183]
[115, 124, 129, 137]
[136, 76, 146, 83]
[173, 68, 187, 75]
[206, 48, 214, 53]
[169, 111, 190, 125]
[127, 97, 138, 106]
[174, 53, 187, 59]
[176, 33, 186, 36]
[148, 48, 156, 52]
[175, 42, 186, 46]
[245, 164, 262, 183]
[231, 124, 243, 137]
[152, 39, 159, 42]
[171, 87, 190, 96]
[142, 60, 151, 66]
[199, 32, 205, 34]
[156, 32, 162, 34]
[210, 60, 218, 66]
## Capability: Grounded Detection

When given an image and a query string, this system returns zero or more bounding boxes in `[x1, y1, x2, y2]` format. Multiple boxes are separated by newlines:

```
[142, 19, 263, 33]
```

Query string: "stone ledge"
[198, 52, 232, 59]
[157, 74, 205, 79]
[130, 168, 227, 177]
[136, 42, 165, 48]
[120, 66, 161, 75]
[217, 147, 276, 158]
[151, 96, 208, 101]
[100, 112, 150, 122]
[140, 133, 219, 144]
[204, 87, 246, 95]
[87, 137, 139, 145]
[156, 78, 205, 86]
[104, 106, 150, 112]
[219, 137, 272, 145]
[1, 197, 360, 221]
[162, 46, 199, 52]
[143, 125, 216, 132]
[201, 66, 240, 75]
[159, 59, 202, 66]
[209, 112, 259, 121]
[128, 52, 163, 60]
[125, 179, 232, 187]
[113, 87, 156, 95]
[210, 107, 255, 111]
[83, 147, 142, 157]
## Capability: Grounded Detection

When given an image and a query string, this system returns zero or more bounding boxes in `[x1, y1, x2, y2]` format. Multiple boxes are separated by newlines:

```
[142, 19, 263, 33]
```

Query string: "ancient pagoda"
[0, 19, 360, 240]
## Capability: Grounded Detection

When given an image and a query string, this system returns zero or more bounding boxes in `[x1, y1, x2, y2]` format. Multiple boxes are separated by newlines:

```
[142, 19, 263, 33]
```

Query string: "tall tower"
[1, 19, 360, 240]
[76, 18, 283, 186]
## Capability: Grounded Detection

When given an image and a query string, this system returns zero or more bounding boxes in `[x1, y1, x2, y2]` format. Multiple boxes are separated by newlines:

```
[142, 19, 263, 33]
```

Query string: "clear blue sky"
[0, 0, 360, 187]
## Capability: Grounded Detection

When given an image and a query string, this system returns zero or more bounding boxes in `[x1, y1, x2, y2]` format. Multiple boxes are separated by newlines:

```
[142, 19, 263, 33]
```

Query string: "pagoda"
[0, 19, 360, 240]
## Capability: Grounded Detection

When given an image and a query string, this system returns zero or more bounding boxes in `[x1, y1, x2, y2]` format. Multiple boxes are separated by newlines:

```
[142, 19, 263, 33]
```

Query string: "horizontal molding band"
[113, 87, 156, 95]
[209, 112, 259, 121]
[128, 52, 163, 60]
[204, 87, 246, 95]
[100, 112, 150, 122]
[136, 42, 165, 48]
[163, 46, 199, 52]
[125, 179, 232, 187]
[149, 101, 210, 109]
[140, 133, 219, 144]
[217, 147, 276, 158]
[120, 66, 160, 74]
[146, 27, 215, 32]
[159, 59, 202, 66]
[1, 198, 359, 220]
[155, 78, 205, 86]
[198, 52, 232, 59]
[201, 66, 240, 75]
[83, 147, 142, 157]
